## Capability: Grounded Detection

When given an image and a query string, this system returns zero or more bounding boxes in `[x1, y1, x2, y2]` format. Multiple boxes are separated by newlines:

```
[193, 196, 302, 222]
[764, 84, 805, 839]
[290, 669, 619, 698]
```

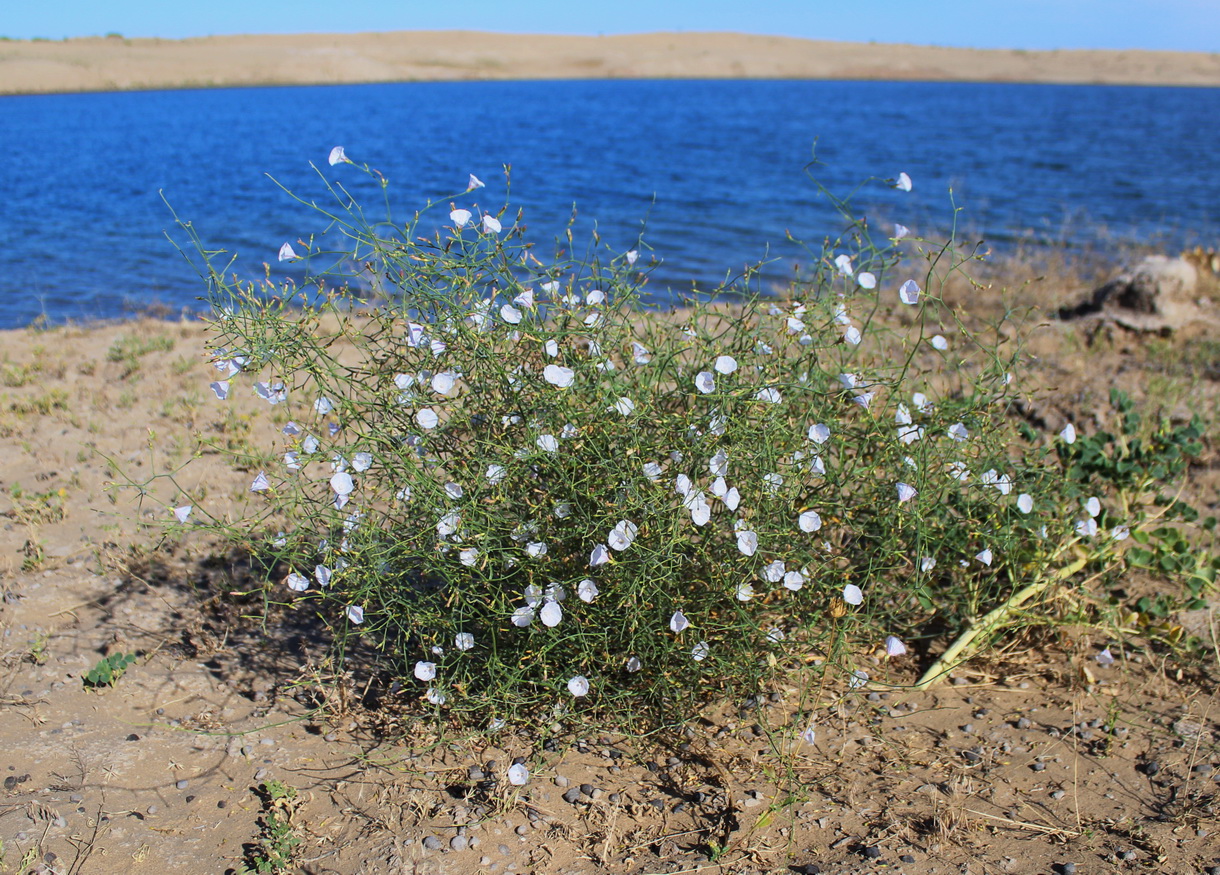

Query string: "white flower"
[1085, 496, 1101, 518]
[626, 656, 642, 672]
[173, 505, 192, 523]
[314, 396, 335, 415]
[898, 279, 920, 305]
[459, 547, 479, 567]
[674, 474, 693, 497]
[568, 675, 590, 696]
[844, 326, 862, 345]
[328, 146, 349, 165]
[589, 543, 610, 567]
[330, 471, 354, 496]
[736, 529, 758, 557]
[632, 342, 651, 364]
[1076, 517, 1099, 537]
[454, 632, 474, 652]
[948, 422, 969, 442]
[893, 223, 910, 239]
[799, 510, 822, 533]
[544, 338, 559, 358]
[709, 451, 728, 478]
[482, 213, 502, 234]
[507, 763, 530, 785]
[735, 582, 755, 602]
[720, 486, 741, 510]
[930, 335, 949, 351]
[642, 461, 663, 481]
[412, 408, 438, 430]
[541, 364, 575, 389]
[884, 635, 907, 657]
[586, 288, 606, 306]
[763, 472, 784, 494]
[414, 661, 437, 681]
[467, 173, 485, 190]
[849, 669, 869, 689]
[540, 600, 563, 627]
[898, 425, 924, 445]
[687, 491, 711, 526]
[800, 725, 817, 745]
[1111, 525, 1130, 541]
[437, 510, 461, 537]
[691, 642, 710, 662]
[511, 606, 535, 627]
[808, 423, 830, 444]
[536, 434, 559, 453]
[277, 242, 299, 262]
[500, 304, 523, 324]
[526, 541, 548, 558]
[853, 391, 873, 410]
[762, 560, 786, 583]
[608, 520, 639, 551]
[1017, 493, 1034, 514]
[486, 464, 507, 485]
[351, 452, 373, 472]
[612, 397, 636, 415]
[578, 578, 599, 603]
[1096, 647, 1115, 666]
[553, 501, 572, 519]
[783, 569, 806, 591]
[787, 316, 806, 334]
[834, 253, 854, 276]
[426, 688, 447, 705]
[920, 557, 936, 573]
[975, 548, 993, 566]
[431, 371, 458, 395]
[625, 249, 639, 265]
[1060, 423, 1077, 444]
[250, 471, 270, 492]
[895, 171, 913, 191]
[843, 583, 863, 605]
[449, 208, 472, 228]
[755, 387, 781, 404]
[858, 271, 877, 289]
[346, 605, 364, 624]
[670, 611, 690, 633]
[286, 572, 309, 592]
[695, 371, 716, 394]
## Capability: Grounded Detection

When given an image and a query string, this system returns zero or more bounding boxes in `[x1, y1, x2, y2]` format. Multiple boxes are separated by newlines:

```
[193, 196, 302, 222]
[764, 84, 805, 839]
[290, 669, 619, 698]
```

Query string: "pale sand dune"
[1, 30, 1218, 95]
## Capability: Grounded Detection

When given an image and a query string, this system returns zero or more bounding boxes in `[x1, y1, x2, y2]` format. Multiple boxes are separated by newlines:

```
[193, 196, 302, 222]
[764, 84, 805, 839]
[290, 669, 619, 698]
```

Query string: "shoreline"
[2, 31, 1218, 96]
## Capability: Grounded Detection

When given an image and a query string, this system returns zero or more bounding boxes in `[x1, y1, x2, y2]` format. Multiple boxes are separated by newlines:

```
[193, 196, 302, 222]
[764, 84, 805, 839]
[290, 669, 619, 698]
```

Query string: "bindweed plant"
[159, 148, 1210, 731]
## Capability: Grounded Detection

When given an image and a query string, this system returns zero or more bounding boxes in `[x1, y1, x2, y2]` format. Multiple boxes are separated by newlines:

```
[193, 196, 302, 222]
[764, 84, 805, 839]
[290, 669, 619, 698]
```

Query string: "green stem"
[914, 554, 1089, 690]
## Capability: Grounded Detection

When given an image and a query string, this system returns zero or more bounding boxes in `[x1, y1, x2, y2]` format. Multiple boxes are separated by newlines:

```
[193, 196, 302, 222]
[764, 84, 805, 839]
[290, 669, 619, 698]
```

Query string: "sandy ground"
[0, 251, 1218, 873]
[1, 31, 1218, 96]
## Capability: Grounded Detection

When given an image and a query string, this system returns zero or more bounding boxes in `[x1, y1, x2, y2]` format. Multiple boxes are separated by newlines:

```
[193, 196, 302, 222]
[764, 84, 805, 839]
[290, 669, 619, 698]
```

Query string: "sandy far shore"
[1, 30, 1218, 95]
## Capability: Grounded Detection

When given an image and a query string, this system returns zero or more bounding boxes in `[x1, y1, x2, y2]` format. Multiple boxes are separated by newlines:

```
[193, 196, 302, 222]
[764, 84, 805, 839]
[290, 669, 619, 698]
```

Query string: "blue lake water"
[1, 79, 1217, 328]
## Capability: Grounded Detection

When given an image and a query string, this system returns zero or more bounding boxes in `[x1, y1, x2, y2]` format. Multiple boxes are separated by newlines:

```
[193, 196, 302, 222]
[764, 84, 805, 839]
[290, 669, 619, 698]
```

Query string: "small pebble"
[450, 835, 468, 851]
[146, 804, 158, 815]
[422, 835, 442, 850]
[579, 783, 594, 798]
[515, 825, 528, 836]
[862, 845, 882, 859]
[1118, 850, 1136, 861]
[1031, 762, 1046, 772]
[562, 788, 581, 805]
[1192, 763, 1213, 776]
[254, 768, 267, 781]
[1051, 790, 1065, 800]
[1058, 863, 1076, 875]
[1016, 717, 1032, 730]
[900, 854, 916, 864]
[175, 780, 188, 790]
[1143, 761, 1161, 777]
[553, 775, 569, 788]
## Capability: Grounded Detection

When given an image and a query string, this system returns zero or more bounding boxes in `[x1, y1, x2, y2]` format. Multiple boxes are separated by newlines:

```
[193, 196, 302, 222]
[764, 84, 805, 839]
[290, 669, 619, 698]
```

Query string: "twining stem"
[914, 554, 1090, 690]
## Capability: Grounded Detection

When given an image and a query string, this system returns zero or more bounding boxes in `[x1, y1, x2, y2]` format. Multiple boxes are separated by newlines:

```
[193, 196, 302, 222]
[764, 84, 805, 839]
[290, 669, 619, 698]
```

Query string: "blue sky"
[4, 0, 1217, 53]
